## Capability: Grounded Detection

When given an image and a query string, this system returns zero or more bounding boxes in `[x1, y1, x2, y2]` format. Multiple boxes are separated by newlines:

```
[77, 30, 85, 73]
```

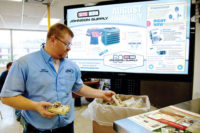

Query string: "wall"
[192, 20, 200, 99]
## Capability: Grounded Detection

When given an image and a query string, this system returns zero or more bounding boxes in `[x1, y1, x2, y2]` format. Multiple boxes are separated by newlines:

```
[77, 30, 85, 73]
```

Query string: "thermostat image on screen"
[65, 0, 191, 75]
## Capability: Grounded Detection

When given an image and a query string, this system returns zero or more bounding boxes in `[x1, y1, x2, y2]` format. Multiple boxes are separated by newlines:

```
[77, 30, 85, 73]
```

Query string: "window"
[0, 30, 11, 67]
[12, 30, 46, 60]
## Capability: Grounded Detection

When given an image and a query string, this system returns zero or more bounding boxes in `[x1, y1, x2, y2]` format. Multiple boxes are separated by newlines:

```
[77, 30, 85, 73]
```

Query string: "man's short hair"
[6, 62, 13, 69]
[47, 23, 74, 40]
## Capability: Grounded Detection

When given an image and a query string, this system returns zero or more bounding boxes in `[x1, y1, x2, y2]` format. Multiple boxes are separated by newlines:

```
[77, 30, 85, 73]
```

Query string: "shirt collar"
[40, 46, 65, 63]
[40, 46, 52, 63]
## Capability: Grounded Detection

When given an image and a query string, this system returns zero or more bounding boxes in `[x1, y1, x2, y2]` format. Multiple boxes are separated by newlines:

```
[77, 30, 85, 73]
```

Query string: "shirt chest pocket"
[58, 72, 76, 88]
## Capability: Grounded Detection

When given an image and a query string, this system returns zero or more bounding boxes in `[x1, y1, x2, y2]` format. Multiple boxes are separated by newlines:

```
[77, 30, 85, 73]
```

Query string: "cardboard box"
[93, 121, 116, 133]
[89, 95, 150, 126]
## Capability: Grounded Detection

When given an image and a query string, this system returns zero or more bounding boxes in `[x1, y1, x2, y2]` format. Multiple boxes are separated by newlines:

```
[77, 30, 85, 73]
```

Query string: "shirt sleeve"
[72, 64, 83, 92]
[0, 61, 26, 97]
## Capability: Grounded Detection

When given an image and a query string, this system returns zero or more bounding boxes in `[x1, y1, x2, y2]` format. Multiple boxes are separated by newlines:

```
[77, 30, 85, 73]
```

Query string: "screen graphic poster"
[67, 0, 191, 74]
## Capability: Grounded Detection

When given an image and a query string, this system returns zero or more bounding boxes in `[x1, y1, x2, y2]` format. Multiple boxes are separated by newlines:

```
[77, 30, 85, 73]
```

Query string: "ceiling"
[0, 0, 112, 31]
[0, 0, 196, 31]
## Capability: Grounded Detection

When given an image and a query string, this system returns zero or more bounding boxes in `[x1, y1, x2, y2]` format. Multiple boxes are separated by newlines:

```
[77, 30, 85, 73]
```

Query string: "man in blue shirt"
[0, 23, 115, 133]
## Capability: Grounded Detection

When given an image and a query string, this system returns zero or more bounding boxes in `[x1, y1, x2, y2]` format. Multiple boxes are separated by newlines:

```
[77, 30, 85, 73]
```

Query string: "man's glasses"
[55, 37, 72, 48]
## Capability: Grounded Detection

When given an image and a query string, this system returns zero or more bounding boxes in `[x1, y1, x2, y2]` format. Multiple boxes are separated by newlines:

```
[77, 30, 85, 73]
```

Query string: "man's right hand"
[1, 95, 58, 119]
[35, 101, 57, 118]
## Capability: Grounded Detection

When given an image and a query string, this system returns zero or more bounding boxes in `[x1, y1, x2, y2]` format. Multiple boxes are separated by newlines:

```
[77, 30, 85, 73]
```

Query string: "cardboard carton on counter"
[82, 94, 151, 126]
[93, 120, 116, 133]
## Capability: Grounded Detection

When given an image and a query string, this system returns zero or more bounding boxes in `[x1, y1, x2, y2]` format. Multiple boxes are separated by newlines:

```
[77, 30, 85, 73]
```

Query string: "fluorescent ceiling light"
[9, 0, 22, 2]
[39, 18, 60, 26]
[84, 3, 96, 6]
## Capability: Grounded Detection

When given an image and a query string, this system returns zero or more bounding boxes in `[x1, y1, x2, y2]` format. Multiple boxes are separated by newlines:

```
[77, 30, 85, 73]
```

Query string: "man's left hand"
[101, 90, 115, 102]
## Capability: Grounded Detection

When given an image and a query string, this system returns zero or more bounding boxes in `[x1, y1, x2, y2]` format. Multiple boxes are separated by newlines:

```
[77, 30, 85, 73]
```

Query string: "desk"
[113, 98, 200, 133]
[174, 98, 200, 114]
[84, 81, 99, 86]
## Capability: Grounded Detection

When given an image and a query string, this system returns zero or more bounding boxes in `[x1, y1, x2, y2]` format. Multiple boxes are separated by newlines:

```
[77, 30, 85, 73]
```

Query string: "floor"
[0, 101, 23, 133]
[0, 98, 92, 133]
[74, 98, 93, 133]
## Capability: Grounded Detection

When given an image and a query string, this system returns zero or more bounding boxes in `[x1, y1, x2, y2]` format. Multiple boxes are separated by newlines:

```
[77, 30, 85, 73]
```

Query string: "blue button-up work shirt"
[0, 47, 83, 130]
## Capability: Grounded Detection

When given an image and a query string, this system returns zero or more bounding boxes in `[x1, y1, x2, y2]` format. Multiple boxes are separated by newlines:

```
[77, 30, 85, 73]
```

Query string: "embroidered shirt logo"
[40, 69, 48, 72]
[65, 69, 74, 73]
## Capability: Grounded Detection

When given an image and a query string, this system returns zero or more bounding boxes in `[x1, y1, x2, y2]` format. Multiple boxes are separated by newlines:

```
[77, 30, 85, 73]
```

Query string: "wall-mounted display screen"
[64, 0, 192, 77]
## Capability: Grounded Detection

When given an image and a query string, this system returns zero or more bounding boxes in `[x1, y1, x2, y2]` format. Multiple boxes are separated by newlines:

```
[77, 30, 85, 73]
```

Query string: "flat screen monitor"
[64, 0, 193, 80]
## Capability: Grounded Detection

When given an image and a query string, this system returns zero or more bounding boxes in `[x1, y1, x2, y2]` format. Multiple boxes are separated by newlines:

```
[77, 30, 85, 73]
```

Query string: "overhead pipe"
[21, 0, 25, 28]
[47, 3, 51, 29]
[42, 0, 54, 29]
